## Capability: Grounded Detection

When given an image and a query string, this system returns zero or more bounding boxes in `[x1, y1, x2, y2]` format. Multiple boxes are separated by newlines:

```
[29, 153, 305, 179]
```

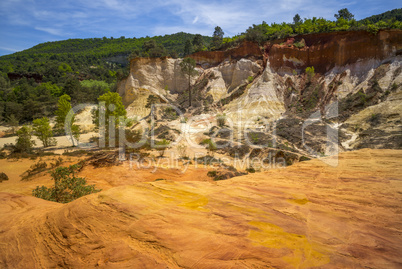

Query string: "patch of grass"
[21, 160, 48, 181]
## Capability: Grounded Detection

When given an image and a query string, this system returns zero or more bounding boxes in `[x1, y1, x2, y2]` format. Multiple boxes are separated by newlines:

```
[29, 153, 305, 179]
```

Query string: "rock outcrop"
[118, 30, 402, 151]
[223, 62, 286, 122]
[118, 57, 201, 117]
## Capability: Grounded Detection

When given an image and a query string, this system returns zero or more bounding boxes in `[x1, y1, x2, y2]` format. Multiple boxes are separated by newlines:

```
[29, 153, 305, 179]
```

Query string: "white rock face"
[325, 56, 402, 99]
[118, 58, 263, 117]
[118, 54, 401, 124]
[216, 59, 261, 91]
[204, 59, 262, 102]
[118, 57, 201, 118]
[206, 70, 227, 102]
[224, 62, 286, 124]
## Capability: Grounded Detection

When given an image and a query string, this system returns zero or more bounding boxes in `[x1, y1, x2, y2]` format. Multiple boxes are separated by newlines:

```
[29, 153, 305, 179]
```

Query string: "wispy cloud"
[0, 46, 20, 52]
[34, 27, 65, 36]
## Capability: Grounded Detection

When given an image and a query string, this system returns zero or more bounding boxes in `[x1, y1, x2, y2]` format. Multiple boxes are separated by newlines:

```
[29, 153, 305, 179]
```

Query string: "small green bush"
[14, 125, 36, 153]
[155, 139, 170, 157]
[21, 159, 48, 180]
[201, 138, 217, 156]
[305, 66, 315, 82]
[0, 172, 9, 182]
[246, 167, 256, 173]
[216, 114, 227, 127]
[32, 164, 101, 203]
[293, 40, 305, 48]
[207, 170, 217, 177]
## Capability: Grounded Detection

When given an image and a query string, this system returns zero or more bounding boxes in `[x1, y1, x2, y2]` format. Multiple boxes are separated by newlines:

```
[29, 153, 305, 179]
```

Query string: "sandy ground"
[0, 132, 97, 152]
[0, 148, 401, 268]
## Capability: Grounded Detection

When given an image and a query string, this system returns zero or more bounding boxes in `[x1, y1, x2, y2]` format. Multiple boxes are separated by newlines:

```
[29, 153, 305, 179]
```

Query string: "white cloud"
[0, 46, 20, 52]
[34, 27, 65, 36]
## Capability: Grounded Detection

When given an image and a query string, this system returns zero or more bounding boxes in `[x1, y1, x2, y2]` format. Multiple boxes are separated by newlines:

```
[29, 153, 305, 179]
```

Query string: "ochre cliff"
[268, 30, 402, 74]
[191, 41, 263, 68]
[118, 29, 401, 143]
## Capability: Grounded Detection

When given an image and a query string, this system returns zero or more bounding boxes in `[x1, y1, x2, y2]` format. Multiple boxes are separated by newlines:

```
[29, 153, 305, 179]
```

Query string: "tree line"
[240, 8, 402, 45]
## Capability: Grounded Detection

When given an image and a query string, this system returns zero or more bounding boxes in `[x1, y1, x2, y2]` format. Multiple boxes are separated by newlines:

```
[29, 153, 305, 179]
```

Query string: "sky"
[0, 0, 400, 56]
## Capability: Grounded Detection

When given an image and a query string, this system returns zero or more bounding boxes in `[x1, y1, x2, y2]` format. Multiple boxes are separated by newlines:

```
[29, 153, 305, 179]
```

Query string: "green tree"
[32, 164, 101, 203]
[93, 92, 127, 128]
[212, 26, 224, 49]
[145, 94, 161, 108]
[6, 114, 19, 134]
[55, 94, 80, 146]
[36, 82, 62, 97]
[335, 8, 354, 21]
[92, 92, 127, 147]
[14, 125, 35, 153]
[180, 57, 198, 107]
[293, 14, 303, 25]
[63, 78, 82, 100]
[184, 39, 193, 56]
[58, 63, 73, 75]
[33, 117, 56, 148]
[55, 94, 73, 130]
[143, 39, 157, 52]
[192, 34, 204, 52]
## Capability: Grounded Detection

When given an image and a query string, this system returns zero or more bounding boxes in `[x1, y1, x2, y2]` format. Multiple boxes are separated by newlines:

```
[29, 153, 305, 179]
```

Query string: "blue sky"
[0, 0, 400, 56]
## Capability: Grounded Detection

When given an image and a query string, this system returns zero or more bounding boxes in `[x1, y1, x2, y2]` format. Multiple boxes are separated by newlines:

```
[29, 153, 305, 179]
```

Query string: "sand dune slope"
[0, 149, 401, 268]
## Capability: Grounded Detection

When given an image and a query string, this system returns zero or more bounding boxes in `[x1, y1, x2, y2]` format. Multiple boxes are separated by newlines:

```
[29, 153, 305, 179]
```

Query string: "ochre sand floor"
[0, 149, 401, 268]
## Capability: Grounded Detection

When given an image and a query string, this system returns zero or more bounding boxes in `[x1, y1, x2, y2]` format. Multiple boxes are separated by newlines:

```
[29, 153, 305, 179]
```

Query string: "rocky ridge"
[118, 29, 402, 154]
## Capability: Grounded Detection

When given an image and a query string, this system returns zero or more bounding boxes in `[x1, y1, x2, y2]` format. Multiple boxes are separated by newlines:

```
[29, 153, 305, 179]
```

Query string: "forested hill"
[360, 8, 402, 23]
[15, 32, 212, 59]
[0, 8, 400, 124]
[0, 32, 212, 123]
[0, 32, 212, 76]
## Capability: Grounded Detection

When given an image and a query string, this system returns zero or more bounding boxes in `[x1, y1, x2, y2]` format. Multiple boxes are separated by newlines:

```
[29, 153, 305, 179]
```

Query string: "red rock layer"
[268, 30, 402, 73]
[190, 41, 263, 67]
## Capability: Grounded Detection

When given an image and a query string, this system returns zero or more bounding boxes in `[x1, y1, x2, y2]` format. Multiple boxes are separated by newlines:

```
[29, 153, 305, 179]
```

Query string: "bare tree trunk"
[188, 73, 192, 107]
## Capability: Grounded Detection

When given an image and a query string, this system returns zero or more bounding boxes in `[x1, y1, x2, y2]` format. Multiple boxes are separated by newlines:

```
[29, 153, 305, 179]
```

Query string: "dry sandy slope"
[0, 149, 401, 268]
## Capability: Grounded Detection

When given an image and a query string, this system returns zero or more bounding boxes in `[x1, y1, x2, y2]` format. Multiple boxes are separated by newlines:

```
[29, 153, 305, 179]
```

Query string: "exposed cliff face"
[191, 41, 263, 68]
[118, 56, 264, 117]
[224, 62, 286, 122]
[117, 57, 202, 117]
[268, 30, 402, 75]
[118, 30, 401, 150]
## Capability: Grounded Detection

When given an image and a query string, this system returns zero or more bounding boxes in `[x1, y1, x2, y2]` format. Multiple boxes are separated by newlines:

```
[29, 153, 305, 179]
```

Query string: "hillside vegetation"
[0, 8, 400, 124]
